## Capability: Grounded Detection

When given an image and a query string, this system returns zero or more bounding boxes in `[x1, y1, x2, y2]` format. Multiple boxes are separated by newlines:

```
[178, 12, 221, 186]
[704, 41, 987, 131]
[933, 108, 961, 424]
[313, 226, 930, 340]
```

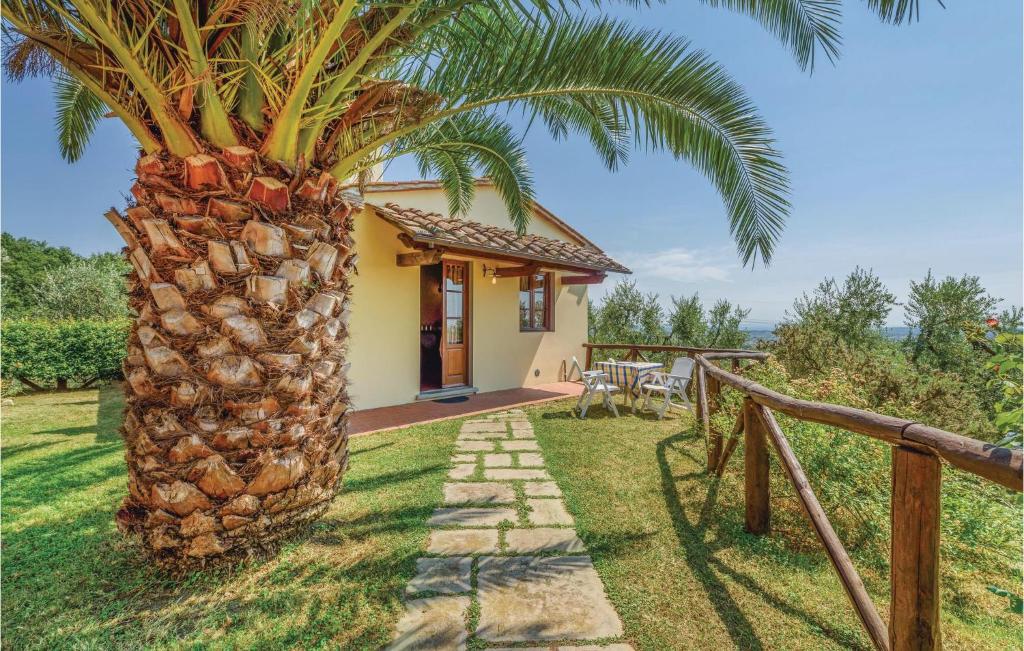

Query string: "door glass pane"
[446, 292, 463, 318]
[445, 268, 464, 291]
[446, 318, 463, 344]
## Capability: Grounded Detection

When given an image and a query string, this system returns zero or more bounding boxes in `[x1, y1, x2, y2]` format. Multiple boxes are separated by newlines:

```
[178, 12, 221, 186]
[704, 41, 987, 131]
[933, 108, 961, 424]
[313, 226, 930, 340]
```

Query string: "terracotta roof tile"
[368, 202, 630, 274]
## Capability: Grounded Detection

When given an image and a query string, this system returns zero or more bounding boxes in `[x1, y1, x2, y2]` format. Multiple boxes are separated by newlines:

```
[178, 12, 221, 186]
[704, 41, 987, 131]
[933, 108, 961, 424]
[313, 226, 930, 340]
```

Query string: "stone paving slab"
[443, 482, 516, 505]
[501, 440, 539, 451]
[505, 528, 585, 553]
[406, 557, 473, 595]
[476, 555, 623, 642]
[526, 498, 574, 525]
[448, 464, 476, 480]
[458, 430, 510, 440]
[483, 453, 513, 467]
[456, 441, 494, 452]
[427, 529, 500, 555]
[523, 481, 562, 498]
[428, 507, 517, 527]
[388, 595, 471, 651]
[484, 468, 551, 481]
[395, 412, 629, 650]
[517, 452, 545, 467]
[461, 422, 509, 433]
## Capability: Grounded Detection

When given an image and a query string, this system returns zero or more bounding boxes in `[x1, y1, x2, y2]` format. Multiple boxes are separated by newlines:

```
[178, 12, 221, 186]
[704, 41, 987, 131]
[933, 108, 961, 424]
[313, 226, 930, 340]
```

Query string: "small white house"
[346, 180, 628, 410]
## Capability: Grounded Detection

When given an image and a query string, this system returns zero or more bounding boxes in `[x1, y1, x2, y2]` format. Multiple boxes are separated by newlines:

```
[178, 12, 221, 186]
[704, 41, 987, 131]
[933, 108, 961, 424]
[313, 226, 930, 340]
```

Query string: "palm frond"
[346, 11, 789, 264]
[2, 0, 944, 265]
[2, 32, 56, 81]
[698, 0, 842, 71]
[865, 0, 929, 24]
[375, 113, 536, 231]
[54, 72, 106, 162]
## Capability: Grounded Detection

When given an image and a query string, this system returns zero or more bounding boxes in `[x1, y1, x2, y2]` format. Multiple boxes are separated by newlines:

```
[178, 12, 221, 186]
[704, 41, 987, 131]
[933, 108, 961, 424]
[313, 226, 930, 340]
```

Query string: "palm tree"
[2, 0, 929, 571]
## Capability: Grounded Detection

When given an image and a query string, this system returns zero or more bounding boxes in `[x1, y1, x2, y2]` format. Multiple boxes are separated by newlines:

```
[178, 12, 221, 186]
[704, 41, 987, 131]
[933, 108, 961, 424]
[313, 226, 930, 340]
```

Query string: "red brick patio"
[349, 382, 583, 436]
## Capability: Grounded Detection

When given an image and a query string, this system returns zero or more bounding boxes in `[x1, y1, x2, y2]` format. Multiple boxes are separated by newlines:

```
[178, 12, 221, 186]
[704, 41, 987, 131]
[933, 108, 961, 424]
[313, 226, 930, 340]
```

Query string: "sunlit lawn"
[533, 404, 1021, 650]
[1, 385, 452, 650]
[1, 386, 1018, 649]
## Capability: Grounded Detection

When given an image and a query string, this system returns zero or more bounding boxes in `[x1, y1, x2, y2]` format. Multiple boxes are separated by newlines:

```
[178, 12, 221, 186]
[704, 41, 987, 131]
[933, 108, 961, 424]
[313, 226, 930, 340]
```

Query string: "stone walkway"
[388, 410, 633, 651]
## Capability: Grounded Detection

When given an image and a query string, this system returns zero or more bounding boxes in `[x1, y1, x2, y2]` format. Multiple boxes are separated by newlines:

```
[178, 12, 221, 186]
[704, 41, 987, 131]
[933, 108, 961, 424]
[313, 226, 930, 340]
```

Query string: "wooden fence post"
[707, 375, 723, 468]
[743, 398, 770, 535]
[696, 366, 714, 470]
[890, 446, 942, 651]
[584, 346, 593, 372]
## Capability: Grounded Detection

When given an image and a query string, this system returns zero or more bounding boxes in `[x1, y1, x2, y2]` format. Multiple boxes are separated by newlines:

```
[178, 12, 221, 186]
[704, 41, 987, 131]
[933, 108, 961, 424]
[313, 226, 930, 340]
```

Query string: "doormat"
[433, 396, 470, 404]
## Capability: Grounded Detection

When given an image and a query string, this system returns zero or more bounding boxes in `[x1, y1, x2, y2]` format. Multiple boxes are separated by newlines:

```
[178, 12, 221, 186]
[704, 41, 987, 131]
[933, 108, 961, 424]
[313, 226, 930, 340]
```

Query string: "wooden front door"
[441, 261, 469, 387]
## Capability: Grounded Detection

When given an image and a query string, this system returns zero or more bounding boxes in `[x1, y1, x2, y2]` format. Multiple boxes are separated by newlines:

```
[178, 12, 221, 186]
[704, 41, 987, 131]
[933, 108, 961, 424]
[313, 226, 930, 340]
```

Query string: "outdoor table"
[594, 360, 663, 412]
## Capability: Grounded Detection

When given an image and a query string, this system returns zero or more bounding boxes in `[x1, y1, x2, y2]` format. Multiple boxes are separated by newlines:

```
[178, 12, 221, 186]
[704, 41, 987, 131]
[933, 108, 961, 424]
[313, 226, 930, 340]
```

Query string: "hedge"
[1, 318, 130, 388]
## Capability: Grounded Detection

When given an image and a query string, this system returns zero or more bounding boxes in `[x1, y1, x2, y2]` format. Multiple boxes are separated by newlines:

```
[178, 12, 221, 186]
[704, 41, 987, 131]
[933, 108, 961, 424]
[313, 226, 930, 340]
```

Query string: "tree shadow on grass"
[2, 385, 455, 649]
[2, 499, 422, 650]
[657, 428, 870, 651]
[30, 384, 124, 443]
[539, 406, 687, 423]
[94, 384, 125, 443]
[539, 407, 630, 421]
[348, 441, 395, 456]
[340, 464, 444, 495]
[2, 442, 124, 511]
[1, 438, 66, 460]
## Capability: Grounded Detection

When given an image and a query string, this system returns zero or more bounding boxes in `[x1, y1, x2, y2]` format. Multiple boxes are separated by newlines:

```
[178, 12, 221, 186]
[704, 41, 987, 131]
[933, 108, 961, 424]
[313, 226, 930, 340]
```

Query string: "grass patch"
[2, 388, 1018, 649]
[529, 399, 1022, 651]
[1, 385, 457, 650]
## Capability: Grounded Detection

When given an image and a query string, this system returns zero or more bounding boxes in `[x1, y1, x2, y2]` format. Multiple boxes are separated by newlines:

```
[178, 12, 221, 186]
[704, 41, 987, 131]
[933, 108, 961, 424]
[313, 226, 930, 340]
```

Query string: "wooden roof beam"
[492, 264, 539, 278]
[560, 273, 606, 285]
[397, 248, 444, 266]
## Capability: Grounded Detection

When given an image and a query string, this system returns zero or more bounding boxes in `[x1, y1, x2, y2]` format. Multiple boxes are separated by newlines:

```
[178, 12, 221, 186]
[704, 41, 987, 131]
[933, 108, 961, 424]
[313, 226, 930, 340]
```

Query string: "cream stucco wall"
[469, 268, 588, 394]
[346, 207, 421, 410]
[347, 186, 594, 410]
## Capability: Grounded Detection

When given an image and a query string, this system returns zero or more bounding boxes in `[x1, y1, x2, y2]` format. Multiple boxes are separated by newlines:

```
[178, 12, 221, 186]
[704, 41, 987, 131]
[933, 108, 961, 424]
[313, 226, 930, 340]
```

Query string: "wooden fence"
[583, 342, 1023, 651]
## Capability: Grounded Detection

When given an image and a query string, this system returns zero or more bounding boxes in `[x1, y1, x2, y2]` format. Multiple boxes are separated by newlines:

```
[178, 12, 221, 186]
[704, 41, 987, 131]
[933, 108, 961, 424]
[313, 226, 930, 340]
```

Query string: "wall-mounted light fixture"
[481, 264, 497, 285]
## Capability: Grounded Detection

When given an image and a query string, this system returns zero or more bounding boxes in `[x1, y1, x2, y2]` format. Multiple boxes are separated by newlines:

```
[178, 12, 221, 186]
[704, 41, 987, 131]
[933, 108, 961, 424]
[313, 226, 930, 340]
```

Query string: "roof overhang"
[358, 178, 600, 250]
[368, 201, 630, 275]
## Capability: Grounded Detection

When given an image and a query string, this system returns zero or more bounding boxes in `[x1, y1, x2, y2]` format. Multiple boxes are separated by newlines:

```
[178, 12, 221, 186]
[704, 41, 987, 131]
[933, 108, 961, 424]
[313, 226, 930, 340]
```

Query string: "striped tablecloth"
[594, 361, 663, 402]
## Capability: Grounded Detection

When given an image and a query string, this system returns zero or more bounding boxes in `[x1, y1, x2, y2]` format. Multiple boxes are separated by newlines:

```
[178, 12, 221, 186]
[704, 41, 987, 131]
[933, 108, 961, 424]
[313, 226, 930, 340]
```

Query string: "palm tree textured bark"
[113, 148, 354, 569]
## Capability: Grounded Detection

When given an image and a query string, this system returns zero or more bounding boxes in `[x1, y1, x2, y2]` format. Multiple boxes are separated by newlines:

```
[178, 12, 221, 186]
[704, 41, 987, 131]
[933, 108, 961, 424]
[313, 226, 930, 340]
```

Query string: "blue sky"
[2, 2, 1021, 325]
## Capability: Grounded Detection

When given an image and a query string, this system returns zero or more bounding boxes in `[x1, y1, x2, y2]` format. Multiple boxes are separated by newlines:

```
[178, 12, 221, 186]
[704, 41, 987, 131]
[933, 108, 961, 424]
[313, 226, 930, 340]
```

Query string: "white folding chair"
[640, 356, 695, 419]
[570, 357, 620, 418]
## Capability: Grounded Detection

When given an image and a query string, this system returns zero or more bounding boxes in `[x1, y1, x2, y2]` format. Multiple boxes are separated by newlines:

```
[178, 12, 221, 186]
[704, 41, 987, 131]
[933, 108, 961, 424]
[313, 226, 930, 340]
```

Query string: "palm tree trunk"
[112, 148, 354, 571]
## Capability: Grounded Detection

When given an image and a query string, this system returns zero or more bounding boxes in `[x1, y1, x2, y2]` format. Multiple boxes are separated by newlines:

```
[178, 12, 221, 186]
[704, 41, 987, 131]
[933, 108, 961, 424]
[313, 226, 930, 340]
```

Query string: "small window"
[519, 273, 552, 331]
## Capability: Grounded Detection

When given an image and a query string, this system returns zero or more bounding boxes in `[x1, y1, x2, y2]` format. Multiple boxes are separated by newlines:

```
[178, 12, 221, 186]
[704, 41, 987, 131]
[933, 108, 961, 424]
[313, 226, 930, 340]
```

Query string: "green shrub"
[30, 255, 130, 320]
[709, 357, 1022, 578]
[768, 322, 998, 439]
[0, 319, 130, 387]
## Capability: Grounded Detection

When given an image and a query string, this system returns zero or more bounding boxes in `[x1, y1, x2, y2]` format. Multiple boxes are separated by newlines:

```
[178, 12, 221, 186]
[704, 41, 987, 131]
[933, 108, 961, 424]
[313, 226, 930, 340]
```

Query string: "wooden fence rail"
[581, 342, 758, 372]
[582, 342, 1023, 651]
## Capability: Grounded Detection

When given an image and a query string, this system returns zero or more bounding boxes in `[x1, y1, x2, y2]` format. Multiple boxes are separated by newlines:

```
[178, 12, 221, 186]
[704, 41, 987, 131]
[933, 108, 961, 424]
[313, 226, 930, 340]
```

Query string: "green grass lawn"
[2, 387, 1019, 649]
[532, 404, 1022, 650]
[1, 385, 453, 650]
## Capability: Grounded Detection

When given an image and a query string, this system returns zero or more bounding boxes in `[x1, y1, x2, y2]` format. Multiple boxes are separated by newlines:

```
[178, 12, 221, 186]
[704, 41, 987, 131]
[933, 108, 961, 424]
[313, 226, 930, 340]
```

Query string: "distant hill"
[741, 326, 916, 345]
